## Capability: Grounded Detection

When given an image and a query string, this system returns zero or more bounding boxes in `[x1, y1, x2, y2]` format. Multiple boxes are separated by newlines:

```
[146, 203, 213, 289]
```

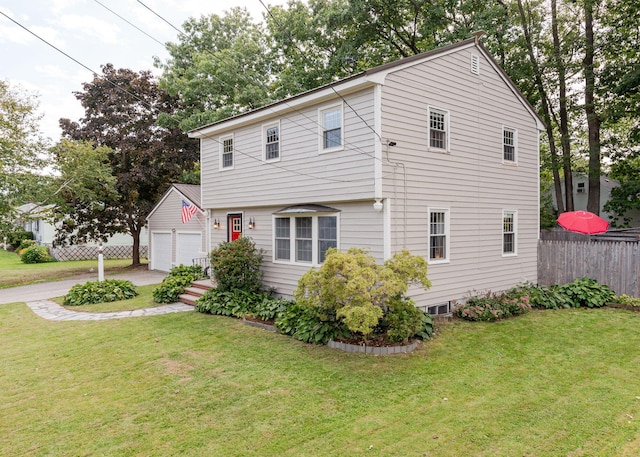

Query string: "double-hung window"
[273, 210, 339, 265]
[264, 122, 280, 161]
[220, 135, 234, 170]
[503, 127, 517, 163]
[428, 208, 450, 263]
[503, 210, 517, 255]
[427, 106, 449, 151]
[320, 104, 343, 152]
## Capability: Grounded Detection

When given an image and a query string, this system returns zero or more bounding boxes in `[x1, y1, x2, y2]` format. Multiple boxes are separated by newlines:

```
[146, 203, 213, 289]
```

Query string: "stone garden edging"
[327, 339, 418, 355]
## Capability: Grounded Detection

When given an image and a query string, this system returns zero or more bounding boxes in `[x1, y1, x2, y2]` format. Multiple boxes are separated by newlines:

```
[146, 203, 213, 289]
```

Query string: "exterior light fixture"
[373, 199, 384, 212]
[213, 219, 220, 229]
[248, 218, 255, 230]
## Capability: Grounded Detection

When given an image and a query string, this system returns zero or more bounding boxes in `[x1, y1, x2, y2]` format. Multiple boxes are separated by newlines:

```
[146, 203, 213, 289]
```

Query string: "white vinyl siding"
[220, 135, 234, 170]
[427, 106, 449, 152]
[319, 103, 343, 152]
[263, 122, 280, 162]
[428, 208, 450, 263]
[502, 210, 517, 255]
[273, 214, 339, 266]
[503, 126, 517, 163]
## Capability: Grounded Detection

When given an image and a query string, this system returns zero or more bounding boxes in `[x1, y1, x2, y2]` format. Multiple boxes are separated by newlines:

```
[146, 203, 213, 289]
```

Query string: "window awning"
[274, 204, 340, 214]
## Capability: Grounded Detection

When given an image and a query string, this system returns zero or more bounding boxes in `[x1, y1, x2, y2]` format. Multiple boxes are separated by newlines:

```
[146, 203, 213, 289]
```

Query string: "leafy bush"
[414, 311, 435, 341]
[153, 264, 207, 304]
[5, 229, 34, 249]
[378, 296, 426, 343]
[20, 245, 55, 264]
[196, 288, 292, 322]
[210, 237, 264, 293]
[453, 291, 532, 322]
[615, 294, 640, 307]
[275, 303, 350, 345]
[554, 277, 615, 308]
[17, 239, 36, 251]
[64, 279, 137, 306]
[506, 282, 573, 309]
[294, 248, 431, 341]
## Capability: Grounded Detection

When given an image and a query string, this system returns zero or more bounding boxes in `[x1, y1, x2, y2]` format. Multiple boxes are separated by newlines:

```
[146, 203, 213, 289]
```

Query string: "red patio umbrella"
[557, 210, 609, 235]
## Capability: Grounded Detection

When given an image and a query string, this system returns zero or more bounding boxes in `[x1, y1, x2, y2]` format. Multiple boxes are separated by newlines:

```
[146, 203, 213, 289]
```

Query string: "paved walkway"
[2, 268, 194, 321]
[26, 299, 193, 321]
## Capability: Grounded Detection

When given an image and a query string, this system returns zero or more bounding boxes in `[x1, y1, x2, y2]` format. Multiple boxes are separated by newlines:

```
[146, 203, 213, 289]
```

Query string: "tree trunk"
[552, 0, 574, 212]
[517, 0, 565, 213]
[584, 0, 601, 214]
[130, 223, 141, 267]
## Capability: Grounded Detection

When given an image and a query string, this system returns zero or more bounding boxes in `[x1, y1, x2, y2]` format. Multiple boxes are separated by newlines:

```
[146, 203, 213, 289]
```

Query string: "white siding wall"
[208, 201, 384, 297]
[147, 189, 206, 270]
[380, 48, 539, 307]
[200, 89, 377, 209]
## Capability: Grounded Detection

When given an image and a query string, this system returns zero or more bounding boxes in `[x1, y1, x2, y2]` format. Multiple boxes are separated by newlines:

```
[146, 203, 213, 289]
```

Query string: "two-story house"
[187, 37, 544, 314]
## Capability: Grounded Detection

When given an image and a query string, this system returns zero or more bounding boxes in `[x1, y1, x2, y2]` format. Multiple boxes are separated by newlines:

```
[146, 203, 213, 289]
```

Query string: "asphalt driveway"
[0, 269, 168, 305]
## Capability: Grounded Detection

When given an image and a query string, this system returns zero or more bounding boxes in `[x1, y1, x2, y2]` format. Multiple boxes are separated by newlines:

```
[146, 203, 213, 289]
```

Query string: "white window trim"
[219, 134, 234, 171]
[272, 212, 340, 266]
[427, 105, 450, 153]
[262, 121, 281, 163]
[427, 207, 450, 264]
[318, 102, 344, 154]
[502, 210, 518, 257]
[502, 126, 518, 164]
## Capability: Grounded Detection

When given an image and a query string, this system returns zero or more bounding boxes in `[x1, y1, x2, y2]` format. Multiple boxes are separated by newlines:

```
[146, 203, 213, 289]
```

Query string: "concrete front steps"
[178, 279, 215, 306]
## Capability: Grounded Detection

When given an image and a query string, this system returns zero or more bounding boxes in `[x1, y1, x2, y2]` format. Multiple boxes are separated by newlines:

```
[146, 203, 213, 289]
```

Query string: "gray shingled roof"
[173, 184, 201, 209]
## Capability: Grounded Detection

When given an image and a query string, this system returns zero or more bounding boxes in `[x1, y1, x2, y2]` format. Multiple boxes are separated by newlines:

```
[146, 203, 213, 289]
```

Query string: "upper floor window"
[428, 106, 449, 151]
[503, 127, 517, 163]
[428, 208, 450, 263]
[264, 122, 280, 162]
[220, 135, 234, 170]
[320, 104, 343, 152]
[503, 210, 517, 255]
[273, 211, 339, 265]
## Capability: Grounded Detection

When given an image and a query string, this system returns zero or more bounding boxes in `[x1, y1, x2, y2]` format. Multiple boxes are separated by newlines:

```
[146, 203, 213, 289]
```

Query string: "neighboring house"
[188, 37, 544, 314]
[147, 183, 207, 272]
[552, 172, 640, 226]
[15, 202, 148, 254]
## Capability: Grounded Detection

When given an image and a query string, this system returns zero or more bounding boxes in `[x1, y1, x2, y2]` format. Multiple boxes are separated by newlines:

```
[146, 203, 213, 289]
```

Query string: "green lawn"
[0, 248, 143, 288]
[1, 302, 639, 456]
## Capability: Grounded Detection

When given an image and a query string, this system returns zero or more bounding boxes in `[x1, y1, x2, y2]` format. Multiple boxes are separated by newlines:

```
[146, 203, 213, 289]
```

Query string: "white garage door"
[152, 232, 172, 272]
[176, 233, 202, 267]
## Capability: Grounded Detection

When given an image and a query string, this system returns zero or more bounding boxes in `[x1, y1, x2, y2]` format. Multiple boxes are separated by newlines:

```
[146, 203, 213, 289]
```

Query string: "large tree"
[59, 65, 199, 265]
[0, 80, 50, 231]
[155, 7, 273, 131]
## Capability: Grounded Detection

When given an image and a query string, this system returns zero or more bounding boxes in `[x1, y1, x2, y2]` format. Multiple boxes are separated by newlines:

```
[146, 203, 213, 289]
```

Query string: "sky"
[0, 0, 279, 143]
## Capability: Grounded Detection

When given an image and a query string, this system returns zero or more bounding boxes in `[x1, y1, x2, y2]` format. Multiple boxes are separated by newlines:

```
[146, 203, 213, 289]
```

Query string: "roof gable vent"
[471, 54, 480, 75]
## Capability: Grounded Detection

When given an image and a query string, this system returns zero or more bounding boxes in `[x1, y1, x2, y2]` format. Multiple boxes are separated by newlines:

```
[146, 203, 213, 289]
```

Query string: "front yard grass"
[1, 303, 640, 456]
[0, 249, 142, 288]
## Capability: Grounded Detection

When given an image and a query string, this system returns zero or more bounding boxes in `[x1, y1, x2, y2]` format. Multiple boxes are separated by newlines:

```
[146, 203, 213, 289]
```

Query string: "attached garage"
[147, 184, 207, 272]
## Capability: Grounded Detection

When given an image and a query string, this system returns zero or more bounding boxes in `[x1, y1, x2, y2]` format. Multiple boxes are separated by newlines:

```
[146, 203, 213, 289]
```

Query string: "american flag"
[181, 200, 198, 224]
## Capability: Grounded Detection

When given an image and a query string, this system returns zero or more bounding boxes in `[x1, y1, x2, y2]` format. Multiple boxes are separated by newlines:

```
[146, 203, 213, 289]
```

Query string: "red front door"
[228, 214, 242, 241]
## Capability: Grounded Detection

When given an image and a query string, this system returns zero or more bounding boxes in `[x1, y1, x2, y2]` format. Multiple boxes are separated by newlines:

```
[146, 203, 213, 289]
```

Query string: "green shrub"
[379, 296, 426, 343]
[17, 239, 36, 251]
[195, 288, 255, 317]
[294, 248, 430, 341]
[210, 237, 264, 293]
[507, 282, 573, 309]
[554, 277, 615, 308]
[275, 303, 349, 345]
[414, 312, 434, 341]
[153, 265, 207, 304]
[615, 294, 640, 307]
[20, 245, 55, 264]
[453, 291, 532, 322]
[64, 279, 137, 306]
[6, 229, 33, 248]
[251, 295, 292, 322]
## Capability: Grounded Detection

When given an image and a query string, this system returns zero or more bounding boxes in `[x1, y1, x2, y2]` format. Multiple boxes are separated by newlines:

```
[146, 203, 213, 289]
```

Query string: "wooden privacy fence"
[538, 239, 640, 297]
